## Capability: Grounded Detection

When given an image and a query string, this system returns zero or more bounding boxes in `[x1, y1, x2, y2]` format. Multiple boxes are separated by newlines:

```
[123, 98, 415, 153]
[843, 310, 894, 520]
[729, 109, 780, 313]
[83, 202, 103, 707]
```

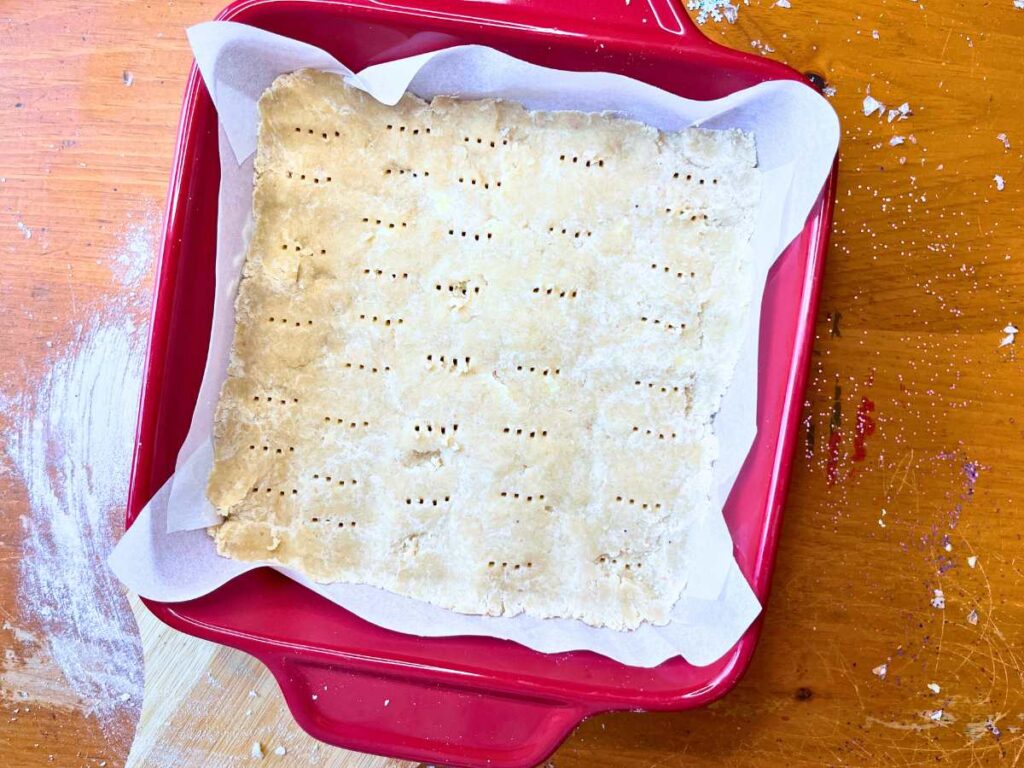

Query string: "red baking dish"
[126, 1, 836, 766]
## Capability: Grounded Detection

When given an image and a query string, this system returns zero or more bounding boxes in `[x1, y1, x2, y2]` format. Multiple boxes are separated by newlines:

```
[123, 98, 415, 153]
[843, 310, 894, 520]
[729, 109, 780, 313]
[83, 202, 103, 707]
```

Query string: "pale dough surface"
[206, 69, 761, 630]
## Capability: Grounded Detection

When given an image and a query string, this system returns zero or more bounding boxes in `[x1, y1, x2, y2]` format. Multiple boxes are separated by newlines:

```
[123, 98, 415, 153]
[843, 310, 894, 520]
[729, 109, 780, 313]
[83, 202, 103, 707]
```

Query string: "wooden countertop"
[2, 1, 1023, 766]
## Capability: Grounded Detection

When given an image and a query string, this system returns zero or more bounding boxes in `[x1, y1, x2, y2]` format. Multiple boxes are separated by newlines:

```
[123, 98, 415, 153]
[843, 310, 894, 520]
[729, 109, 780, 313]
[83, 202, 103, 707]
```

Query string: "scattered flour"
[111, 218, 158, 288]
[1000, 323, 1018, 347]
[2, 319, 146, 723]
[16, 220, 32, 240]
[0, 625, 84, 709]
[0, 218, 156, 730]
[687, 0, 745, 23]
[993, 174, 1005, 192]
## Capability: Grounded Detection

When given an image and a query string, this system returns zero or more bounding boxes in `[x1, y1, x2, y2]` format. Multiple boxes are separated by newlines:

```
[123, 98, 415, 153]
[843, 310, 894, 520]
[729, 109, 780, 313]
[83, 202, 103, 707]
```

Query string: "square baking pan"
[125, 1, 837, 766]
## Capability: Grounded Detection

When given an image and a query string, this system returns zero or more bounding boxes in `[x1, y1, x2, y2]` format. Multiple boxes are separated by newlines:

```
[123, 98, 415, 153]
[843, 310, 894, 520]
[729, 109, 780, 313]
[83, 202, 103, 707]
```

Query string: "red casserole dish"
[126, 1, 836, 766]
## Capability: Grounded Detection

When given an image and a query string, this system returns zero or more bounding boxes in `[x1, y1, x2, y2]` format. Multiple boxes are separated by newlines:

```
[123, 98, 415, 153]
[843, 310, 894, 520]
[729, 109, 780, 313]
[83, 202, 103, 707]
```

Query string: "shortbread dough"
[206, 69, 761, 629]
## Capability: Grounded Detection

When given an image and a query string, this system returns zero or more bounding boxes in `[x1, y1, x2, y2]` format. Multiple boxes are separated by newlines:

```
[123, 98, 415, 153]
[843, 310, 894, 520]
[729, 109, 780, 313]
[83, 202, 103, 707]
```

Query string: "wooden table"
[2, 1, 1022, 766]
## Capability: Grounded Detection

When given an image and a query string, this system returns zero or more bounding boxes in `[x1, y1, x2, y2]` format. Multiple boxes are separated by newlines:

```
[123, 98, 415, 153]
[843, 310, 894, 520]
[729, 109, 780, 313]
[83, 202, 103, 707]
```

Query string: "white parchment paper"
[109, 21, 839, 667]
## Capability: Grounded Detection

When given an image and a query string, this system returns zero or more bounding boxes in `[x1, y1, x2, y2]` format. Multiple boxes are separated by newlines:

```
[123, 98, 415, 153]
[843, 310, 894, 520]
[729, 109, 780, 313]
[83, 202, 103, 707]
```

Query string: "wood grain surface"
[1, 1, 1023, 766]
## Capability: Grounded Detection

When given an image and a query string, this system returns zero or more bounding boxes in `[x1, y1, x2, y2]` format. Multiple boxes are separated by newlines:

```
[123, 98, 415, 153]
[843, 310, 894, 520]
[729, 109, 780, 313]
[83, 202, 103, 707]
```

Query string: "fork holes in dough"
[631, 426, 678, 440]
[639, 316, 686, 332]
[324, 417, 370, 428]
[532, 285, 578, 299]
[502, 426, 548, 437]
[364, 267, 409, 279]
[499, 491, 546, 502]
[357, 313, 404, 325]
[447, 229, 493, 241]
[343, 361, 391, 373]
[514, 364, 560, 376]
[649, 262, 690, 279]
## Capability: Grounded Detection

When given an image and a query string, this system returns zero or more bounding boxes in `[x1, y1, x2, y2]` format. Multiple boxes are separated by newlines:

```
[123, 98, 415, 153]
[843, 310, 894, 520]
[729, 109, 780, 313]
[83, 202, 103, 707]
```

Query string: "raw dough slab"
[206, 69, 760, 630]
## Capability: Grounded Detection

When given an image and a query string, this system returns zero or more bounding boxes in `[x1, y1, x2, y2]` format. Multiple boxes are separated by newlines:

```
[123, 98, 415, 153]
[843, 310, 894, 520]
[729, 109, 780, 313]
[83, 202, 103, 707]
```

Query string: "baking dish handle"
[366, 0, 708, 42]
[263, 651, 590, 768]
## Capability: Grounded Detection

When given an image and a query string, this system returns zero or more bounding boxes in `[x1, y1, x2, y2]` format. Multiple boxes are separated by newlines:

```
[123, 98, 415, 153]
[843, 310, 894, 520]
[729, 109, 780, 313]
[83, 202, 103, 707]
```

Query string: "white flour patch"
[111, 215, 158, 289]
[1, 318, 146, 726]
[0, 624, 84, 709]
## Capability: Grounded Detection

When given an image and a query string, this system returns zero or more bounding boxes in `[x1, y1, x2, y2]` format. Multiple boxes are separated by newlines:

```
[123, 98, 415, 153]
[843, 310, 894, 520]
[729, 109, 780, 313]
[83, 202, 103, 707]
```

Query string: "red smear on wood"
[826, 428, 842, 485]
[852, 396, 876, 462]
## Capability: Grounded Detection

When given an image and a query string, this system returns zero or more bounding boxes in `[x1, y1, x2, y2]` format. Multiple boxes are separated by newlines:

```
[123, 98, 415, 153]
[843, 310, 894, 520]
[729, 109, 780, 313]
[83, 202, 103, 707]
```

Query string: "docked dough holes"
[284, 170, 333, 183]
[501, 426, 548, 438]
[361, 216, 408, 229]
[280, 242, 327, 255]
[412, 421, 459, 436]
[631, 426, 679, 440]
[365, 267, 410, 280]
[639, 315, 687, 332]
[248, 444, 296, 454]
[457, 176, 501, 189]
[289, 123, 432, 138]
[514, 364, 560, 376]
[252, 485, 299, 496]
[322, 417, 370, 428]
[404, 496, 451, 506]
[356, 313, 403, 325]
[649, 262, 697, 279]
[547, 226, 592, 238]
[425, 354, 472, 372]
[557, 154, 605, 168]
[613, 495, 663, 511]
[308, 515, 359, 528]
[633, 379, 689, 397]
[311, 474, 358, 486]
[531, 285, 578, 299]
[487, 560, 534, 570]
[434, 281, 481, 295]
[596, 555, 643, 571]
[342, 361, 391, 374]
[384, 167, 429, 178]
[446, 228, 493, 241]
[386, 123, 430, 135]
[463, 135, 508, 147]
[499, 491, 547, 502]
[663, 208, 710, 222]
[251, 394, 300, 404]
